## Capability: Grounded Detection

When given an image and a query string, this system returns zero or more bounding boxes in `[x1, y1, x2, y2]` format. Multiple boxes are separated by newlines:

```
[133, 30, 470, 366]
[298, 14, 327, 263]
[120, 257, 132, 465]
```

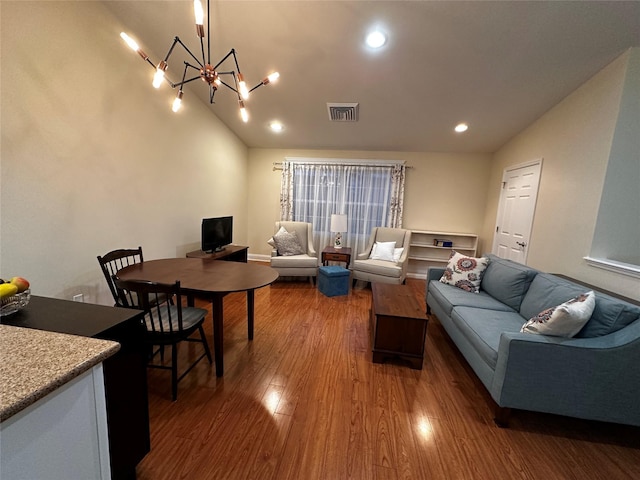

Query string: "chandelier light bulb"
[455, 123, 469, 133]
[193, 0, 204, 25]
[239, 101, 249, 123]
[152, 69, 165, 88]
[237, 73, 250, 100]
[193, 0, 205, 37]
[172, 91, 184, 112]
[152, 60, 169, 88]
[120, 32, 139, 52]
[263, 72, 280, 85]
[152, 61, 168, 89]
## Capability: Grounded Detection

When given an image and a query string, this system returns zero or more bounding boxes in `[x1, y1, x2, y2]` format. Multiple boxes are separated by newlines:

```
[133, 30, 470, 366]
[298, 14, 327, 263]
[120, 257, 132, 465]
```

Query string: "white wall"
[1, 2, 249, 304]
[247, 149, 493, 258]
[481, 49, 639, 300]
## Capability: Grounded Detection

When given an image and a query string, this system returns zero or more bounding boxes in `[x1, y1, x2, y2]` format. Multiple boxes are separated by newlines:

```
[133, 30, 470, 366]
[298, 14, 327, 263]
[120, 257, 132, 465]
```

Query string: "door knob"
[516, 241, 527, 248]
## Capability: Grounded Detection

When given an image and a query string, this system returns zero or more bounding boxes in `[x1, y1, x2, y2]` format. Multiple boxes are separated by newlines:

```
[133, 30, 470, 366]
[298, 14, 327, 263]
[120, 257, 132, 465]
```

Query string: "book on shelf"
[433, 239, 453, 247]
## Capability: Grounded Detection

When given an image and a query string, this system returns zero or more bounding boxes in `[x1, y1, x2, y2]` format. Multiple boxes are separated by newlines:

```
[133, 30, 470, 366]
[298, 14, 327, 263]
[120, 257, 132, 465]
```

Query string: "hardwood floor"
[136, 274, 640, 479]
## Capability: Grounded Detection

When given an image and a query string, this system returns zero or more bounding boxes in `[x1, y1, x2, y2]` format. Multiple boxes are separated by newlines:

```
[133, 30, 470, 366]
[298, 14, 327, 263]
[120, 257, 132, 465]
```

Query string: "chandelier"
[120, 0, 279, 122]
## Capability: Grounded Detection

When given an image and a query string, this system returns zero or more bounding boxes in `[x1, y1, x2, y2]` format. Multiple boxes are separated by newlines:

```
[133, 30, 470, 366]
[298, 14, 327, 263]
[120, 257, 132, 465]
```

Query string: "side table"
[322, 246, 352, 267]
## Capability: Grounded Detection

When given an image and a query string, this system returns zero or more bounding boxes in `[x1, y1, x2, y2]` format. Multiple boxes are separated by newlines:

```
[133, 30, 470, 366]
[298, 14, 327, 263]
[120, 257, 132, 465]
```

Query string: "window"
[280, 159, 405, 254]
[586, 50, 640, 278]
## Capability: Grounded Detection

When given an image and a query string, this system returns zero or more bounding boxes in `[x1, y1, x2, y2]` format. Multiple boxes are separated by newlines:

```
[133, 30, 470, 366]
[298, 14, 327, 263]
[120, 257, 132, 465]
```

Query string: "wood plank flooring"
[136, 273, 640, 479]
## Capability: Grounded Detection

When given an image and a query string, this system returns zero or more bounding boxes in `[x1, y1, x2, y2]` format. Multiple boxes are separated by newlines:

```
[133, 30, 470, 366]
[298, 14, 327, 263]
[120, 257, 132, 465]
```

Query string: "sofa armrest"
[271, 249, 278, 258]
[425, 267, 445, 298]
[491, 319, 640, 425]
[427, 267, 445, 283]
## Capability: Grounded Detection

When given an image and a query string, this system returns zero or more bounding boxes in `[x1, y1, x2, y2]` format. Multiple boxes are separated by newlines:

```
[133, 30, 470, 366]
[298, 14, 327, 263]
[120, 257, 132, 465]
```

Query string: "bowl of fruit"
[0, 277, 31, 316]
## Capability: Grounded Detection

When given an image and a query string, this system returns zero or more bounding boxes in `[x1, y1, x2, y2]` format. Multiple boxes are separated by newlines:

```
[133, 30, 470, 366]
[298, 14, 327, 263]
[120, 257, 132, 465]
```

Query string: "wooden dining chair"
[113, 277, 212, 401]
[97, 247, 145, 307]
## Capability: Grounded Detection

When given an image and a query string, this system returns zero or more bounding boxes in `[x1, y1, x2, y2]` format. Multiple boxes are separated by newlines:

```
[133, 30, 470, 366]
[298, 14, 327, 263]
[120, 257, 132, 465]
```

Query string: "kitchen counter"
[0, 324, 120, 422]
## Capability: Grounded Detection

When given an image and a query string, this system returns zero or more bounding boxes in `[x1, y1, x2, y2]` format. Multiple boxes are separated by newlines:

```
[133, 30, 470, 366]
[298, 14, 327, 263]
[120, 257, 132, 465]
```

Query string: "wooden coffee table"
[370, 283, 429, 369]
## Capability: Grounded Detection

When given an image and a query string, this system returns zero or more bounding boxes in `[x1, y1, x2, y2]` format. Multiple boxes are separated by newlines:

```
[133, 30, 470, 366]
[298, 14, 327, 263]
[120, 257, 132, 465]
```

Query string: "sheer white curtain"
[280, 160, 405, 256]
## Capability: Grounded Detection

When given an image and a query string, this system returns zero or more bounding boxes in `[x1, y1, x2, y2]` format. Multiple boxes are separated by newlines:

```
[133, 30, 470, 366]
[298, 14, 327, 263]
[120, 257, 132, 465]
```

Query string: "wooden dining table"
[117, 258, 278, 377]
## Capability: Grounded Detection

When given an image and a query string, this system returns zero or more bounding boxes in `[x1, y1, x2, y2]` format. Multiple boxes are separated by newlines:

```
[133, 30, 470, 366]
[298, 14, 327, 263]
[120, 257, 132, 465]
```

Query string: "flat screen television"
[201, 216, 233, 253]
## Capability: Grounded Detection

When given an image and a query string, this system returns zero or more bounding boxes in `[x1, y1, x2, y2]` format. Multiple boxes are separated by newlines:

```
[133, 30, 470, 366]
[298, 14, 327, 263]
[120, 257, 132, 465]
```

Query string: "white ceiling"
[105, 1, 640, 153]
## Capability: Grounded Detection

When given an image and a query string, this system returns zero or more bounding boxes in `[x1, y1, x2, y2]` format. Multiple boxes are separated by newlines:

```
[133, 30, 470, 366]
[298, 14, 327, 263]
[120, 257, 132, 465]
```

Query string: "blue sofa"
[425, 254, 640, 427]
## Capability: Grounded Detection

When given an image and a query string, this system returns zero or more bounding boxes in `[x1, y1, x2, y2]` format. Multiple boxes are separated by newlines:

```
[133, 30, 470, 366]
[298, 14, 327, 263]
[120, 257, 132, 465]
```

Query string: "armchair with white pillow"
[351, 227, 412, 286]
[269, 221, 318, 284]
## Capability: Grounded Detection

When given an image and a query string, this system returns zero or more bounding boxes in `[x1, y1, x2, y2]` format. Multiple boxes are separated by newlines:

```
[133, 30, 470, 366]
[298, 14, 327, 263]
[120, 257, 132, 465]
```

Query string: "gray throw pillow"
[273, 231, 305, 256]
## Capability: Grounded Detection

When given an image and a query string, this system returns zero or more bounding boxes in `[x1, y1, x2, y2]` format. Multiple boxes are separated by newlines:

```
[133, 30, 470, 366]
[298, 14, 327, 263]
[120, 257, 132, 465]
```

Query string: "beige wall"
[0, 2, 248, 304]
[481, 49, 639, 300]
[247, 149, 493, 258]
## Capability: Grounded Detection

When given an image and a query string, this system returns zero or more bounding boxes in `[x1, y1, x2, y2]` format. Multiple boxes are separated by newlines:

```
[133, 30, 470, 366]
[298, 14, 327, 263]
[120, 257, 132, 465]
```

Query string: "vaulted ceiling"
[105, 1, 640, 153]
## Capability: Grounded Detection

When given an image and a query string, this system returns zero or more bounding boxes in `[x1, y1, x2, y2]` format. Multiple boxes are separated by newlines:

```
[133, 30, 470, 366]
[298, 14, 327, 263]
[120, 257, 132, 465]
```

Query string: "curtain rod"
[272, 161, 412, 171]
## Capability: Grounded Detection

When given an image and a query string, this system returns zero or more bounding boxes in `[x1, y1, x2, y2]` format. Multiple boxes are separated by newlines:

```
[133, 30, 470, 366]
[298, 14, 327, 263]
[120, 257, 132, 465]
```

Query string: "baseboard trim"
[248, 253, 271, 264]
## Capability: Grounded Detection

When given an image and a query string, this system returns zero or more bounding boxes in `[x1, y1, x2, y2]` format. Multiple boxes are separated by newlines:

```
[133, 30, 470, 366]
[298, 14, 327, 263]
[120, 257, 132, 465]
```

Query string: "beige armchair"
[351, 227, 412, 285]
[269, 221, 318, 283]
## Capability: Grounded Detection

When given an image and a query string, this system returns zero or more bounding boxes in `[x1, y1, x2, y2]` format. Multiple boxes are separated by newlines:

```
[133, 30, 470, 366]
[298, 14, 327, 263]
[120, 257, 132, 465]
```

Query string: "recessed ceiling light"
[270, 121, 284, 133]
[366, 30, 386, 48]
[454, 123, 469, 133]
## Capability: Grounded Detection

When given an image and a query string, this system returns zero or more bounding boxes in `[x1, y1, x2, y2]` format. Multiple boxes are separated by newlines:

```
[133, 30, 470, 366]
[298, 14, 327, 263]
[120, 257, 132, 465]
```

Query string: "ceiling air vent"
[327, 103, 359, 122]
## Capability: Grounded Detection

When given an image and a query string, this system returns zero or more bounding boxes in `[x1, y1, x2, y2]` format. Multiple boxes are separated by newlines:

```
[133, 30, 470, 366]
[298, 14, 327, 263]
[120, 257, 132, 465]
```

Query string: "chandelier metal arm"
[171, 37, 204, 69]
[217, 79, 239, 94]
[178, 62, 208, 87]
[200, 37, 206, 68]
[248, 82, 266, 94]
[212, 49, 237, 71]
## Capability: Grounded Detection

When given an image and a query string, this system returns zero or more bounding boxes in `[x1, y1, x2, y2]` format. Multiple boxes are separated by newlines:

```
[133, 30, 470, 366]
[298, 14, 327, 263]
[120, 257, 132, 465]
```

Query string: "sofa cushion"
[519, 273, 586, 321]
[270, 254, 317, 268]
[480, 254, 538, 310]
[576, 290, 640, 338]
[521, 291, 595, 338]
[519, 273, 640, 338]
[450, 306, 525, 369]
[352, 258, 402, 278]
[428, 281, 516, 316]
[440, 251, 490, 293]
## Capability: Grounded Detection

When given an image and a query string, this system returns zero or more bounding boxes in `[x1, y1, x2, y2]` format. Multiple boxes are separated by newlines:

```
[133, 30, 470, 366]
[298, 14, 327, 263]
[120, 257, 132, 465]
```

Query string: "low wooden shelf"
[406, 230, 478, 278]
[186, 245, 248, 263]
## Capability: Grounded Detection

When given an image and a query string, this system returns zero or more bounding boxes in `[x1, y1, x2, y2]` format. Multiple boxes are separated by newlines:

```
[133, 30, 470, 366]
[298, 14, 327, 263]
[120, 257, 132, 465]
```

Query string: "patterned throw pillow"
[439, 251, 490, 293]
[273, 230, 305, 256]
[521, 291, 595, 338]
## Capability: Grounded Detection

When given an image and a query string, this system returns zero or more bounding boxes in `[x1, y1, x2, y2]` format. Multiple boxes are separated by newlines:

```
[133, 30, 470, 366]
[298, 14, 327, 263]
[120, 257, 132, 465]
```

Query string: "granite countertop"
[0, 324, 120, 422]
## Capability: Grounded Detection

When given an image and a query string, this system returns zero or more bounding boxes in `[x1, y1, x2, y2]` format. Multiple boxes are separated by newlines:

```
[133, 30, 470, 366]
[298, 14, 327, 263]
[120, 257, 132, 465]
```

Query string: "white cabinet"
[0, 365, 111, 480]
[407, 230, 478, 278]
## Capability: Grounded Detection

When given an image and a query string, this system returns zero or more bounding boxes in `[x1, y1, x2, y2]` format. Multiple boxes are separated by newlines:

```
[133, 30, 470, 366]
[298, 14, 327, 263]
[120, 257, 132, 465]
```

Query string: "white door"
[492, 160, 542, 264]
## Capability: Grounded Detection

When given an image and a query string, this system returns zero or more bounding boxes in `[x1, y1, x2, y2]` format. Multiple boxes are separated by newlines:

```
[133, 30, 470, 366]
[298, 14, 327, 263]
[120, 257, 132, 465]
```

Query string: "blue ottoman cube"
[318, 266, 350, 297]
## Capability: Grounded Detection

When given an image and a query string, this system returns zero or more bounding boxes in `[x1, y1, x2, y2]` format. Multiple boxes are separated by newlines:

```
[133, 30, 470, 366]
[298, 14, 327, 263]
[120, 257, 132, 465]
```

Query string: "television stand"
[186, 245, 248, 263]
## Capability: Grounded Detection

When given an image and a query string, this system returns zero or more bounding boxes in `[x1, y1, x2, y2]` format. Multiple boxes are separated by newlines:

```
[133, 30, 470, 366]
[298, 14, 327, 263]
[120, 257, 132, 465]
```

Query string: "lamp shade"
[330, 214, 348, 233]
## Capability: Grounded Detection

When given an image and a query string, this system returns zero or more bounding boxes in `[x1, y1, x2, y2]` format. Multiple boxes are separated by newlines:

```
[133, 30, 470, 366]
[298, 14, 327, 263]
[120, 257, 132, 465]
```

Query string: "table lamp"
[330, 214, 348, 249]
